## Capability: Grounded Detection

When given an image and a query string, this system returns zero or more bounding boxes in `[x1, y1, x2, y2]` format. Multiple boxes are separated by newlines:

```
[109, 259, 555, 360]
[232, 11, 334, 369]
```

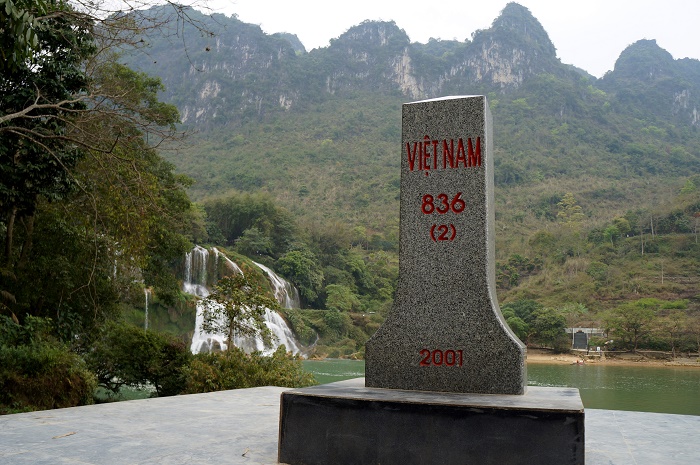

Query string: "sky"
[200, 0, 699, 78]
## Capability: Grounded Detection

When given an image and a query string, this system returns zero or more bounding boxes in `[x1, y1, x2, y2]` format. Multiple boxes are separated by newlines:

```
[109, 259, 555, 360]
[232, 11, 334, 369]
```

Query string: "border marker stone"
[365, 95, 526, 394]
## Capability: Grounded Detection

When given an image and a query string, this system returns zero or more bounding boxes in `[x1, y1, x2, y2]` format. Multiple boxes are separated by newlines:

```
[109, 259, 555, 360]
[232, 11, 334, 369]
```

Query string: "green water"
[528, 363, 700, 415]
[302, 359, 700, 415]
[302, 359, 366, 385]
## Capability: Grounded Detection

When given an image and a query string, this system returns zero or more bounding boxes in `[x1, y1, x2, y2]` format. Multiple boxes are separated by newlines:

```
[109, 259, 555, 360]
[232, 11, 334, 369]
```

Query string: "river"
[302, 359, 700, 415]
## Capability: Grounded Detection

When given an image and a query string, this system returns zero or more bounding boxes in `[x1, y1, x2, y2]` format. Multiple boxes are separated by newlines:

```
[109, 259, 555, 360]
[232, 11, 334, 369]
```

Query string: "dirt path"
[526, 348, 700, 367]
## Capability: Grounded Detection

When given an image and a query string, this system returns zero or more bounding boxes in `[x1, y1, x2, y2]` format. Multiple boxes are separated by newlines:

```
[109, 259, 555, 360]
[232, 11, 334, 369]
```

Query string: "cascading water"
[183, 245, 210, 298]
[254, 261, 301, 309]
[144, 288, 151, 330]
[185, 247, 302, 355]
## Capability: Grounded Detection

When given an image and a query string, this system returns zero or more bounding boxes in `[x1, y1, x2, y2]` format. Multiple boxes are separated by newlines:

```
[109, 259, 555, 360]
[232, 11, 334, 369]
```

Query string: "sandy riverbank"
[526, 348, 700, 367]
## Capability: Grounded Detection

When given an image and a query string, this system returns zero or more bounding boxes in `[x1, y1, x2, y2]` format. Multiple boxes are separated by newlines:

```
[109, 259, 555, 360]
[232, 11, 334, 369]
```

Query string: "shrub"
[86, 320, 191, 397]
[0, 316, 96, 413]
[181, 346, 316, 393]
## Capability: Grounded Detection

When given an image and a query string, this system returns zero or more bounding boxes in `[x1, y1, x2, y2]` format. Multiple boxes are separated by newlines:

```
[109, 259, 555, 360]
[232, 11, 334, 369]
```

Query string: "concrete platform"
[1, 383, 699, 464]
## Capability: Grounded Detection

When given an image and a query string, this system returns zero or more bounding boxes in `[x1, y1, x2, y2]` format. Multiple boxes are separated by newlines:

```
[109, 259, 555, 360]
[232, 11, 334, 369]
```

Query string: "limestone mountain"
[127, 8, 302, 128]
[126, 3, 581, 127]
[437, 1, 564, 92]
[126, 3, 700, 132]
[599, 39, 700, 127]
[123, 2, 700, 242]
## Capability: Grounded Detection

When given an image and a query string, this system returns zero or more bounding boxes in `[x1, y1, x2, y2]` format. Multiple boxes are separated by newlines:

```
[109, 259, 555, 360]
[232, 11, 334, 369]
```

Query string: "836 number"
[421, 193, 465, 215]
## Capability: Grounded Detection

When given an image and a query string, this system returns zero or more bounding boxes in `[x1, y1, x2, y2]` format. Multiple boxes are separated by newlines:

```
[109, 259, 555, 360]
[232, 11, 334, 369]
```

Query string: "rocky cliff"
[125, 3, 700, 129]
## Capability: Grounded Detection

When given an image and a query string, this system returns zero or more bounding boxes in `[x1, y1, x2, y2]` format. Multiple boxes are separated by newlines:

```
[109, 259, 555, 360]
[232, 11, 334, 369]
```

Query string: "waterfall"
[144, 288, 151, 330]
[183, 245, 210, 297]
[213, 247, 243, 275]
[185, 246, 302, 356]
[253, 261, 301, 309]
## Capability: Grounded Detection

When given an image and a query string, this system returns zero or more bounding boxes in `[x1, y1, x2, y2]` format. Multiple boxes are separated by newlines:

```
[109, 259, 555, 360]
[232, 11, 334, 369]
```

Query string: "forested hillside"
[122, 3, 700, 355]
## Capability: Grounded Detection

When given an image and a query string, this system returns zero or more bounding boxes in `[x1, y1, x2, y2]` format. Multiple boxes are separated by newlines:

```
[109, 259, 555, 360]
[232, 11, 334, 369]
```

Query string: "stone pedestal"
[278, 378, 584, 465]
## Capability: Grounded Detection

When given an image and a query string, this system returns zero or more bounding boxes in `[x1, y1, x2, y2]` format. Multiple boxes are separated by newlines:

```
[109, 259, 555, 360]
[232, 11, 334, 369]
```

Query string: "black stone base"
[278, 378, 584, 465]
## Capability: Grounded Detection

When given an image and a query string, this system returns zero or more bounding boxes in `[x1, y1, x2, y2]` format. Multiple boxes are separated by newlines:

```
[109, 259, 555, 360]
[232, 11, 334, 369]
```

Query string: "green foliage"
[323, 310, 352, 337]
[200, 274, 280, 350]
[497, 254, 540, 289]
[497, 263, 520, 289]
[0, 5, 197, 338]
[85, 320, 191, 397]
[586, 262, 609, 284]
[0, 3, 93, 222]
[680, 179, 697, 195]
[603, 299, 659, 352]
[502, 299, 542, 325]
[280, 308, 317, 346]
[6, 205, 122, 340]
[529, 231, 557, 254]
[202, 192, 296, 259]
[0, 314, 53, 346]
[235, 227, 274, 257]
[557, 193, 585, 227]
[530, 307, 567, 350]
[0, 0, 54, 71]
[181, 346, 316, 393]
[285, 309, 381, 358]
[325, 284, 361, 312]
[277, 249, 324, 305]
[604, 225, 621, 245]
[503, 314, 529, 342]
[112, 6, 700, 359]
[0, 316, 96, 413]
[561, 303, 589, 327]
[2, 3, 700, 378]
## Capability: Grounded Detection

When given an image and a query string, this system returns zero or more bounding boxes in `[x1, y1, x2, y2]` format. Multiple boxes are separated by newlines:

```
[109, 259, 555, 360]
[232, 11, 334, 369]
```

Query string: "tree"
[200, 274, 280, 351]
[689, 315, 700, 355]
[0, 0, 212, 76]
[325, 284, 361, 312]
[1, 2, 200, 335]
[323, 310, 352, 337]
[501, 299, 541, 325]
[603, 299, 658, 352]
[1, 4, 94, 266]
[0, 0, 51, 72]
[235, 227, 274, 257]
[530, 307, 567, 350]
[561, 303, 588, 330]
[556, 192, 585, 227]
[203, 192, 297, 258]
[502, 300, 543, 345]
[503, 312, 529, 342]
[658, 310, 688, 358]
[603, 225, 620, 246]
[1, 58, 195, 336]
[0, 315, 96, 413]
[86, 320, 191, 397]
[277, 249, 324, 305]
[613, 217, 631, 236]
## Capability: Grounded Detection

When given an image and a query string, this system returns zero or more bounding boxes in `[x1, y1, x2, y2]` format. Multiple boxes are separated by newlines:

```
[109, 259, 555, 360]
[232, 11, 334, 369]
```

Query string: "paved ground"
[1, 383, 698, 464]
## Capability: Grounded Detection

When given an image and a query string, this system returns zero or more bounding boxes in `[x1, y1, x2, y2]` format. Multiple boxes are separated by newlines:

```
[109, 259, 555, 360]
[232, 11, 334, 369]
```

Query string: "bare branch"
[0, 94, 91, 126]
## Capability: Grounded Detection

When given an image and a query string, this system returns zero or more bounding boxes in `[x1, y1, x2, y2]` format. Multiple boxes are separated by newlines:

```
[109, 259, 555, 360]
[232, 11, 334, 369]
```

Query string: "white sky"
[199, 0, 699, 78]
